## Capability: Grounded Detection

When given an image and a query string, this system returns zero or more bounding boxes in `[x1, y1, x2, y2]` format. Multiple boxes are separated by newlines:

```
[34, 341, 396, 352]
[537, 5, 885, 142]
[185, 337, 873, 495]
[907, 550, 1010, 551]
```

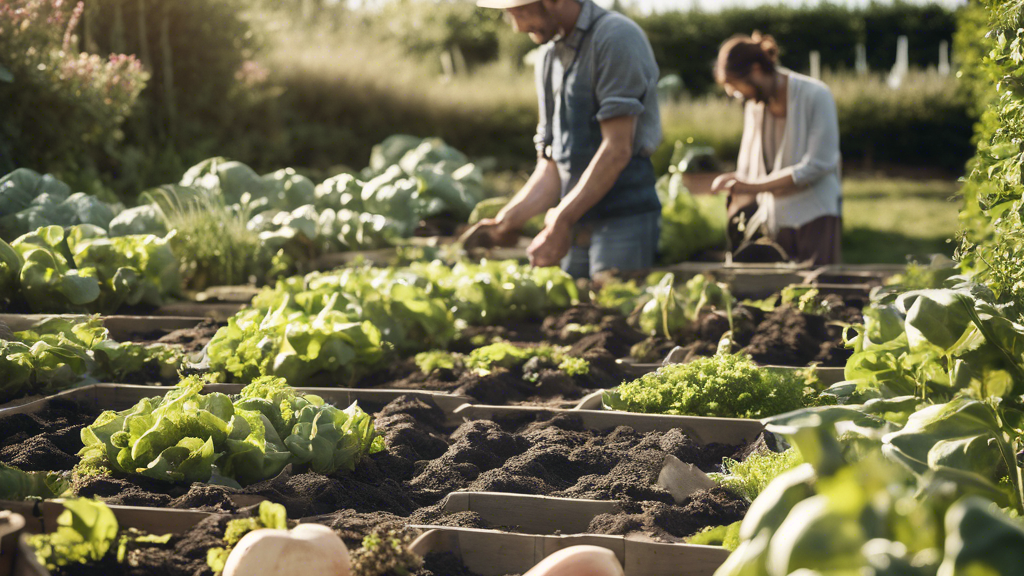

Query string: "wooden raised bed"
[612, 359, 846, 382]
[152, 302, 244, 321]
[409, 526, 731, 576]
[0, 314, 207, 343]
[453, 405, 764, 446]
[0, 384, 473, 426]
[435, 492, 622, 535]
[0, 511, 25, 576]
[9, 501, 222, 576]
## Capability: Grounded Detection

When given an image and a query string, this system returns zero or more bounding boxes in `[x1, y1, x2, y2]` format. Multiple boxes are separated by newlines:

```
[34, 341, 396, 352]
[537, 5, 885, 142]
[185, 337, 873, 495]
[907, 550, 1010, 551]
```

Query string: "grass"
[152, 189, 274, 290]
[841, 176, 961, 264]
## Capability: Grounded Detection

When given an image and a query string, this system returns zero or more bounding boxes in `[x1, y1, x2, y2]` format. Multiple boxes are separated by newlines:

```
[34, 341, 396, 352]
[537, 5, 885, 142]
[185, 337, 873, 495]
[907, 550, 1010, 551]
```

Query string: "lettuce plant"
[0, 463, 70, 501]
[0, 317, 183, 403]
[27, 499, 171, 571]
[207, 306, 385, 385]
[638, 273, 733, 340]
[28, 499, 121, 571]
[78, 376, 384, 485]
[603, 353, 815, 419]
[10, 225, 101, 312]
[463, 342, 589, 377]
[4, 224, 181, 313]
[709, 448, 804, 502]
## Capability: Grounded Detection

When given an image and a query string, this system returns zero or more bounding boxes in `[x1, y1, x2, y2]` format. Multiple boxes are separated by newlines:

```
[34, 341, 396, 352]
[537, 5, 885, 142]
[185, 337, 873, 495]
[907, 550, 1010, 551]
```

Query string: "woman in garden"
[710, 33, 843, 265]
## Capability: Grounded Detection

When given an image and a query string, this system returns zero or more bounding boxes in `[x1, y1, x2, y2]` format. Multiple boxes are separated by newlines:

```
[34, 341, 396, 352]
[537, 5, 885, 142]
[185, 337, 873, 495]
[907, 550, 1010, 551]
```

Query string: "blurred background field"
[0, 0, 973, 263]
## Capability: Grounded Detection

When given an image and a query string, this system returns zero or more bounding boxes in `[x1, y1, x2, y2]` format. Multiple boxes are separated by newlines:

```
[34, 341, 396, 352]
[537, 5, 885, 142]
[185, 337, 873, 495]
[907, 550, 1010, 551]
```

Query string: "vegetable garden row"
[4, 2, 1024, 573]
[0, 248, 974, 576]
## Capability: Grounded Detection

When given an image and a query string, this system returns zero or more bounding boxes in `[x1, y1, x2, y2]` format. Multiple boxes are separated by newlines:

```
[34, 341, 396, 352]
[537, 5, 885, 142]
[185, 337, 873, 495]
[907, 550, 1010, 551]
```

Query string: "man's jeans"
[561, 211, 661, 279]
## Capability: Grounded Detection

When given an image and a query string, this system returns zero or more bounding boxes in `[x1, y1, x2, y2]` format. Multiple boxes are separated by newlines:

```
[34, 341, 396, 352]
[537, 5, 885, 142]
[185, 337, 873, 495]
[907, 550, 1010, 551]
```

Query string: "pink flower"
[62, 1, 82, 51]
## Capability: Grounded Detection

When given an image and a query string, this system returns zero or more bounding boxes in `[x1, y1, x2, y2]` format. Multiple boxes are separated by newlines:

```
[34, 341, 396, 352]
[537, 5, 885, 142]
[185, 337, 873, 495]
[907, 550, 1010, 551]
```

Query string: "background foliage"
[956, 0, 1024, 306]
[0, 0, 975, 200]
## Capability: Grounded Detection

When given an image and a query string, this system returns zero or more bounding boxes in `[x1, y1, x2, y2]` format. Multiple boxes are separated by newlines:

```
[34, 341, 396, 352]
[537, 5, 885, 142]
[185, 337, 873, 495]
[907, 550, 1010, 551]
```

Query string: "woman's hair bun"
[751, 31, 779, 62]
[715, 31, 781, 84]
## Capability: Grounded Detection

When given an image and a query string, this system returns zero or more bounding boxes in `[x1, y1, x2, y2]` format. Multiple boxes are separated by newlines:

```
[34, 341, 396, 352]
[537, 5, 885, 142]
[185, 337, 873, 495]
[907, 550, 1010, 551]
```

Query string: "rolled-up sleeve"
[534, 47, 553, 156]
[593, 21, 652, 121]
[790, 88, 841, 186]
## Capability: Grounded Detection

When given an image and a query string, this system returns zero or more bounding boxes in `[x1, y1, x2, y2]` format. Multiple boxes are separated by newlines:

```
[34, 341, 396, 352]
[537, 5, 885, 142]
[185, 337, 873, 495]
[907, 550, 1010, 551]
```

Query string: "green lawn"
[841, 177, 962, 264]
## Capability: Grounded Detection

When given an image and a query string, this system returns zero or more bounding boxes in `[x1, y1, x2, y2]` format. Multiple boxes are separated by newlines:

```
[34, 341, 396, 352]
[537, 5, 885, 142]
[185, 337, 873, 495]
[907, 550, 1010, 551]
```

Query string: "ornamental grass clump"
[602, 353, 815, 419]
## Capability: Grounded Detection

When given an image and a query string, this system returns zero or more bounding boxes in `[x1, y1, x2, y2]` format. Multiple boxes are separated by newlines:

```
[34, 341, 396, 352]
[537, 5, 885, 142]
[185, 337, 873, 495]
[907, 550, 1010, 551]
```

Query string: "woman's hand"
[711, 172, 738, 194]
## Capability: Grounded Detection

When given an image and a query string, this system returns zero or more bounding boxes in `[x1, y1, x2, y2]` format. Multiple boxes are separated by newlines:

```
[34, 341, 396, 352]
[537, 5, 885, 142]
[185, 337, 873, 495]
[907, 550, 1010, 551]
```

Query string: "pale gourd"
[222, 523, 350, 576]
[523, 545, 625, 576]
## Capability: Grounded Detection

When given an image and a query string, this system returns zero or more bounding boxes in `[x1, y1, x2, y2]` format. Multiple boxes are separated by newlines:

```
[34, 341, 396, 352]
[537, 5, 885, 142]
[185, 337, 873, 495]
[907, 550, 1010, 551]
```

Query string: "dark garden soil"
[358, 348, 628, 408]
[147, 319, 225, 354]
[355, 304, 646, 408]
[632, 295, 864, 367]
[5, 395, 755, 562]
[110, 317, 223, 356]
[448, 304, 647, 359]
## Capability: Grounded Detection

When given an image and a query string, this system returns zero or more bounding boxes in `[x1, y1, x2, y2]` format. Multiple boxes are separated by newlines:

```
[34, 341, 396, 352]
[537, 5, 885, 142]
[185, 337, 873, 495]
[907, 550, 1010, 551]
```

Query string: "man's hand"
[527, 220, 572, 267]
[458, 218, 520, 250]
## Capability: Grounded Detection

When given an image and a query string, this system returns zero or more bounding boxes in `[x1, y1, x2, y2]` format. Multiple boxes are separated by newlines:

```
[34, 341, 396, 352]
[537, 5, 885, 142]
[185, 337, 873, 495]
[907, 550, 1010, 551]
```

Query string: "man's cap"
[477, 0, 540, 9]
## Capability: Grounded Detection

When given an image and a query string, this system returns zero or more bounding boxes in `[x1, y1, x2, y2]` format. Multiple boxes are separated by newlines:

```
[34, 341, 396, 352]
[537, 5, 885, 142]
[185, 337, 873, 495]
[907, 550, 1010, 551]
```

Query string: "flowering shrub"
[0, 0, 148, 176]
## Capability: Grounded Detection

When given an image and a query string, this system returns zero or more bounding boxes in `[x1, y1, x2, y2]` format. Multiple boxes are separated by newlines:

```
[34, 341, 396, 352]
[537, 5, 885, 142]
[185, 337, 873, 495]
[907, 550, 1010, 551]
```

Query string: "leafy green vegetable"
[209, 261, 576, 384]
[465, 342, 556, 374]
[10, 225, 102, 312]
[315, 173, 363, 212]
[637, 273, 732, 340]
[709, 448, 804, 502]
[884, 255, 959, 292]
[779, 286, 828, 315]
[28, 499, 121, 571]
[349, 529, 423, 576]
[593, 277, 647, 317]
[207, 307, 386, 386]
[69, 228, 182, 310]
[3, 225, 181, 313]
[409, 260, 578, 325]
[107, 204, 168, 237]
[180, 157, 268, 207]
[686, 521, 741, 550]
[0, 237, 23, 307]
[78, 375, 384, 485]
[0, 170, 124, 242]
[0, 316, 184, 403]
[603, 353, 814, 419]
[262, 168, 316, 212]
[464, 342, 589, 377]
[558, 356, 590, 377]
[28, 498, 173, 572]
[656, 172, 727, 264]
[318, 208, 400, 251]
[207, 501, 289, 574]
[367, 134, 424, 175]
[414, 350, 459, 374]
[0, 462, 70, 500]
